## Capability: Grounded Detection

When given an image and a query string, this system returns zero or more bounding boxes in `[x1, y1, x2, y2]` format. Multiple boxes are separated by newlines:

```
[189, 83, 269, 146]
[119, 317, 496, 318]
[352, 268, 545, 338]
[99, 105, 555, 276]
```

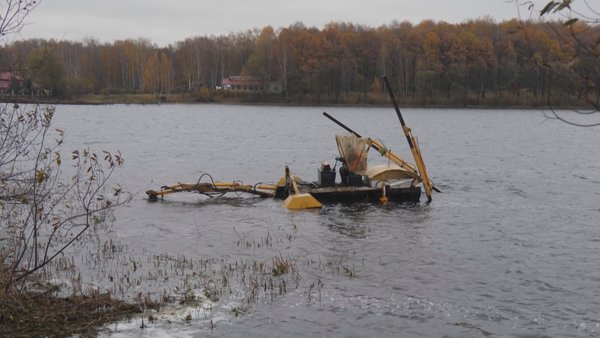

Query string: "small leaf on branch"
[564, 18, 578, 26]
[540, 1, 558, 16]
[36, 170, 47, 183]
[556, 0, 572, 12]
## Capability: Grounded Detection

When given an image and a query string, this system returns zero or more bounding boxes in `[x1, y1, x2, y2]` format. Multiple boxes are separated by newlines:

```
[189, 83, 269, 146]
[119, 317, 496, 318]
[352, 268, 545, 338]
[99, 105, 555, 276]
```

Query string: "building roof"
[0, 72, 22, 81]
[0, 72, 24, 90]
[222, 76, 260, 86]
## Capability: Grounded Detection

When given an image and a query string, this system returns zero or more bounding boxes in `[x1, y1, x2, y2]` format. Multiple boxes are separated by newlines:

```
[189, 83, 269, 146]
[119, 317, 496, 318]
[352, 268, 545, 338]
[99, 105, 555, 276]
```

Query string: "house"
[221, 76, 260, 92]
[0, 72, 22, 92]
[220, 76, 282, 94]
[0, 72, 44, 96]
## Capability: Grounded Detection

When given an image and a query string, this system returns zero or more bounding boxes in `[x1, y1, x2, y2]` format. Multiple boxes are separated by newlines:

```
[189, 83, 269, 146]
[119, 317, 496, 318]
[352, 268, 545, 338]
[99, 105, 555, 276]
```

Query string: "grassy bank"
[0, 264, 141, 337]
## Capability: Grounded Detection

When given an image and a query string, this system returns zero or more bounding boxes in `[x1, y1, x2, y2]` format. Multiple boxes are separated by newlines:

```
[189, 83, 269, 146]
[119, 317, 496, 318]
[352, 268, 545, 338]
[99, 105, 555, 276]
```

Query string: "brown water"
[47, 104, 600, 337]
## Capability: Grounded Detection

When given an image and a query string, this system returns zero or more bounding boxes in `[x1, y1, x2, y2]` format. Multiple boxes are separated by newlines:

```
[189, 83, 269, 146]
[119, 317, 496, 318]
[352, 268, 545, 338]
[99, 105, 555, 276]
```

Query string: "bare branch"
[543, 108, 600, 126]
[517, 0, 600, 127]
[0, 0, 40, 37]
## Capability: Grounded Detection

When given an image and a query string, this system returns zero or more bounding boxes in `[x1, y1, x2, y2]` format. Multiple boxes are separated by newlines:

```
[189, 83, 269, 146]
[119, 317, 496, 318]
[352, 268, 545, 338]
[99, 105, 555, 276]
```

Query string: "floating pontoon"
[146, 76, 438, 209]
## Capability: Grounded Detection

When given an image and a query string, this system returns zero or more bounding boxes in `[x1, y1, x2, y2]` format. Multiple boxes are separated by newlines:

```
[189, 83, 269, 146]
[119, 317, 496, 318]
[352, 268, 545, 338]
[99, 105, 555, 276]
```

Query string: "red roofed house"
[0, 72, 22, 93]
[221, 76, 282, 94]
[0, 72, 45, 96]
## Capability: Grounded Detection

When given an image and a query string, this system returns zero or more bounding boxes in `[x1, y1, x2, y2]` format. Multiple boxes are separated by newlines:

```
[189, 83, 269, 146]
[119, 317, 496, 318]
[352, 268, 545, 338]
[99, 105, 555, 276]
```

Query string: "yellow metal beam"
[146, 181, 275, 200]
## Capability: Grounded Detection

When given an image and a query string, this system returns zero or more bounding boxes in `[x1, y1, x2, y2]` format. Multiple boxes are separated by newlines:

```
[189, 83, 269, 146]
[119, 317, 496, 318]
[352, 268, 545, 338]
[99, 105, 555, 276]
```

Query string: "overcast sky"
[15, 0, 531, 46]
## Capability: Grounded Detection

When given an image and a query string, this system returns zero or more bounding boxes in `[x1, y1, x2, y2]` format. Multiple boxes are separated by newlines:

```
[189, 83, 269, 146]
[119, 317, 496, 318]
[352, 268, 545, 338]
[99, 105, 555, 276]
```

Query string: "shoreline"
[2, 94, 580, 110]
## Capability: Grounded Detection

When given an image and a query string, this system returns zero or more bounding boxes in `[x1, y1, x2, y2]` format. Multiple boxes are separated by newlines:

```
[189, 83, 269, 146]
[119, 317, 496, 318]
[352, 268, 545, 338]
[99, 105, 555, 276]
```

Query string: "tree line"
[1, 18, 598, 106]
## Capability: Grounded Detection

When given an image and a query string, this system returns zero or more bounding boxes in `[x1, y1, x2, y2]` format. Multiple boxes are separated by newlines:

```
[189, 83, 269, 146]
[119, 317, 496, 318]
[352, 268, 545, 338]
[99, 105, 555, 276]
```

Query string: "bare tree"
[520, 0, 600, 126]
[0, 0, 39, 37]
[0, 1, 130, 291]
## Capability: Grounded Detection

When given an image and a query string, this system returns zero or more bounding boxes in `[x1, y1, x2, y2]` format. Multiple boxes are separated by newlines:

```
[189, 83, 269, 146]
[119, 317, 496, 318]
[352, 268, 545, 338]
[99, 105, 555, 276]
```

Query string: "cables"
[194, 173, 224, 198]
[195, 172, 216, 186]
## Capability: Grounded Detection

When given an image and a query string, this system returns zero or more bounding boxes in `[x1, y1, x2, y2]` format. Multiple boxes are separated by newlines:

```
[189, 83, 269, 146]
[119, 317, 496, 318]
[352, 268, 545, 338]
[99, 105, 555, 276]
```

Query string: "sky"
[14, 0, 532, 46]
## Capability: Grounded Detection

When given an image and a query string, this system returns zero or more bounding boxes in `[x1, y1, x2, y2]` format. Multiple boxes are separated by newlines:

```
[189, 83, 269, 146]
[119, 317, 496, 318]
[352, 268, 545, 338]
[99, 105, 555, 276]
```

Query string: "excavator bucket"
[283, 193, 322, 210]
[282, 165, 322, 210]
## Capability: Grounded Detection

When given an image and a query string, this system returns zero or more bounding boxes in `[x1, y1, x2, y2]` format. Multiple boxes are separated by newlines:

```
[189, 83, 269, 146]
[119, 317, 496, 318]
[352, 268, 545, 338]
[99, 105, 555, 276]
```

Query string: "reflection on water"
[320, 202, 427, 238]
[322, 204, 372, 238]
[147, 195, 269, 208]
[44, 104, 600, 337]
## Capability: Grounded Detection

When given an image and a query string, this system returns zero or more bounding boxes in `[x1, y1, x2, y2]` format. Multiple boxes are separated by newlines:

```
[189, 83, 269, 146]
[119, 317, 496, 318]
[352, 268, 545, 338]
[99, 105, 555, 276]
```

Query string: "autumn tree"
[1, 15, 598, 107]
[379, 21, 419, 102]
[323, 23, 358, 100]
[274, 26, 293, 96]
[243, 26, 278, 96]
[145, 48, 173, 95]
[27, 45, 69, 97]
[174, 37, 209, 93]
[338, 23, 380, 101]
[522, 0, 600, 126]
[416, 28, 443, 103]
[494, 21, 520, 102]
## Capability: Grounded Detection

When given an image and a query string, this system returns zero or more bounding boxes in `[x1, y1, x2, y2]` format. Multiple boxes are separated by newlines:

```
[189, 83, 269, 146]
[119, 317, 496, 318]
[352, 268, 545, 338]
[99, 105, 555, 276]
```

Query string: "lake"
[48, 104, 600, 337]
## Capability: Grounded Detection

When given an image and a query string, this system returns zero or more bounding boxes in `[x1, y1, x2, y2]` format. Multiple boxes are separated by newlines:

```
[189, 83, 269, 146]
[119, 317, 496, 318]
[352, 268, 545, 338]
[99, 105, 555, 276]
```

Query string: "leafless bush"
[0, 0, 40, 37]
[0, 102, 130, 291]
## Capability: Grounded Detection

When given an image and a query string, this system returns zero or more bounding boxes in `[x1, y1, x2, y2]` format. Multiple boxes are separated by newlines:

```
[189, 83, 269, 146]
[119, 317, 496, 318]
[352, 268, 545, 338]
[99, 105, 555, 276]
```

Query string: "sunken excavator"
[145, 76, 439, 210]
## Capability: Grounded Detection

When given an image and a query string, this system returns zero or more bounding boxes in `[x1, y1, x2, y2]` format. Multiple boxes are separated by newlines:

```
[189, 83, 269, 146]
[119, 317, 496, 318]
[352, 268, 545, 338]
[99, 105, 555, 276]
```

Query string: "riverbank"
[2, 91, 583, 109]
[0, 265, 143, 337]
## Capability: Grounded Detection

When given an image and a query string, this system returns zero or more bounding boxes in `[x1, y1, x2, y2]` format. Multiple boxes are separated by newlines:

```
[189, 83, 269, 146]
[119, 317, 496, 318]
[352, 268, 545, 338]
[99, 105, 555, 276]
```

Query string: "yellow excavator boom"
[146, 181, 275, 200]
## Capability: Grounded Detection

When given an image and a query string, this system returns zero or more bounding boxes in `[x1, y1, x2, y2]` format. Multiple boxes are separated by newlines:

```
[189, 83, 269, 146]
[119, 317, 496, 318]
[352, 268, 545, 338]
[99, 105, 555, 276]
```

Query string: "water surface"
[49, 104, 600, 337]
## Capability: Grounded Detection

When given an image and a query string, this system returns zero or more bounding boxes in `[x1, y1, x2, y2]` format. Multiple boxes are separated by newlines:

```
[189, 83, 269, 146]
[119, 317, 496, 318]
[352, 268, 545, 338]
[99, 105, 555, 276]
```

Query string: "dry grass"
[272, 256, 293, 276]
[0, 263, 141, 338]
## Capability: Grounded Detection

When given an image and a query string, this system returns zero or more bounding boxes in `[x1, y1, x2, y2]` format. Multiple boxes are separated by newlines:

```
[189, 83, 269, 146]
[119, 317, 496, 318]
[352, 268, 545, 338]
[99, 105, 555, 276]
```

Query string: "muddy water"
[48, 104, 600, 337]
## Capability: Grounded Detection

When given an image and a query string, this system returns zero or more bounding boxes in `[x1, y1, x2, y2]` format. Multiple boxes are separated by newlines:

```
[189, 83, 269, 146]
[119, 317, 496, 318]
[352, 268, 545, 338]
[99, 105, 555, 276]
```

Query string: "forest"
[0, 18, 599, 106]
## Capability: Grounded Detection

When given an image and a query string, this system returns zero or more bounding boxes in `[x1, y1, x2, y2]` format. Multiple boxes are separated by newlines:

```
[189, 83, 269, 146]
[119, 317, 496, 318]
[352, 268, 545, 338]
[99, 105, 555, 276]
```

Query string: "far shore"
[1, 93, 583, 110]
